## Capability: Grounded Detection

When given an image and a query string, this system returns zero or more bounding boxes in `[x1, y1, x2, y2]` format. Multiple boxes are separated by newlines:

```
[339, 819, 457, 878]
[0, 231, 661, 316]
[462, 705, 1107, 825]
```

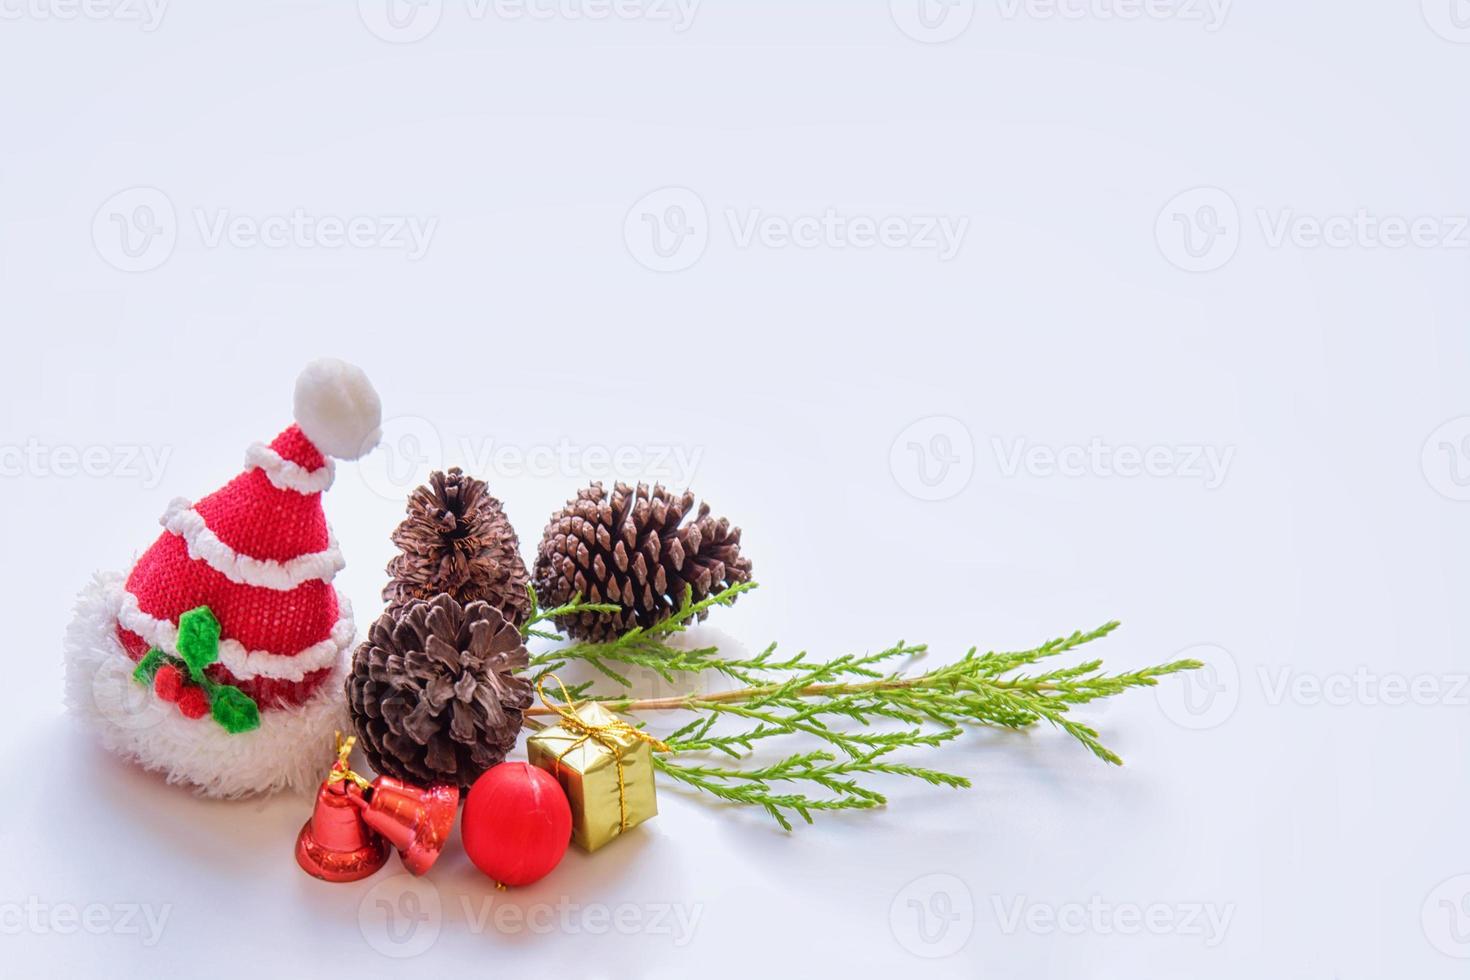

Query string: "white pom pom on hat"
[293, 358, 382, 461]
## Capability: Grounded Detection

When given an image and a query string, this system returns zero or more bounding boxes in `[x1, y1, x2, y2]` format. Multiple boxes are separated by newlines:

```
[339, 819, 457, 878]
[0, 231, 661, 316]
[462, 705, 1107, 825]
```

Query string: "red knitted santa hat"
[65, 359, 382, 798]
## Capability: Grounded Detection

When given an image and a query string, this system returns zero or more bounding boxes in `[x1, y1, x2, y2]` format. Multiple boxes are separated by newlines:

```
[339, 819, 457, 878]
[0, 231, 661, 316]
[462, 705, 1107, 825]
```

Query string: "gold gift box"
[527, 701, 658, 852]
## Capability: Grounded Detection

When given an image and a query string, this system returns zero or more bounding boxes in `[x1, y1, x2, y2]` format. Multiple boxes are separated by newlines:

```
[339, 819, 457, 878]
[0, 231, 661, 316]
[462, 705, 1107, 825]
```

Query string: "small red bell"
[352, 776, 459, 876]
[295, 734, 390, 883]
[295, 779, 390, 882]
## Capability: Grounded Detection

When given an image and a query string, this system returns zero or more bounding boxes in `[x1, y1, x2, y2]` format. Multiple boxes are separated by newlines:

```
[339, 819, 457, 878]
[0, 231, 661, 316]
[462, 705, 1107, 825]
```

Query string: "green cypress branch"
[521, 583, 1203, 829]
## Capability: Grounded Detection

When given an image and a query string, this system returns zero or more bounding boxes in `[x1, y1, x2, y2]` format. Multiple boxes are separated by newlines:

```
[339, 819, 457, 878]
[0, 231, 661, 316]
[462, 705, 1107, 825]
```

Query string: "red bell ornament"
[296, 778, 390, 882]
[295, 734, 392, 883]
[352, 776, 459, 876]
[461, 762, 572, 887]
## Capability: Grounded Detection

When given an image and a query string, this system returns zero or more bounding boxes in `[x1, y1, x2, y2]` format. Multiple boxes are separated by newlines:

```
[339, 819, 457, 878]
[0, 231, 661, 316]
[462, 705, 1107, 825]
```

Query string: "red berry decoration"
[461, 762, 571, 887]
[177, 685, 210, 719]
[153, 664, 183, 702]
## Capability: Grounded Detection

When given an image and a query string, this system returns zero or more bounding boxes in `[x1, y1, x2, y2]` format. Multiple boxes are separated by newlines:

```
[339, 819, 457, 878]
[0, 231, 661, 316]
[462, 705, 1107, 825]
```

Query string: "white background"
[2, 2, 1468, 977]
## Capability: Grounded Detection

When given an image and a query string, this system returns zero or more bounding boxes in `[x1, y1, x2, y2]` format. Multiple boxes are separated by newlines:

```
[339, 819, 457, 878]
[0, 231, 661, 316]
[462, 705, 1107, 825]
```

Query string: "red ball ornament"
[153, 664, 183, 702]
[177, 686, 210, 719]
[461, 762, 571, 887]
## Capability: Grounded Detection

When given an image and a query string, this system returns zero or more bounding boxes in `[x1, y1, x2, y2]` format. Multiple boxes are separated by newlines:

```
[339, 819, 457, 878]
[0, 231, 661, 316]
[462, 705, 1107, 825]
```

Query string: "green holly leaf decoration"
[128, 606, 260, 736]
[132, 648, 167, 685]
[209, 685, 260, 734]
[176, 606, 221, 682]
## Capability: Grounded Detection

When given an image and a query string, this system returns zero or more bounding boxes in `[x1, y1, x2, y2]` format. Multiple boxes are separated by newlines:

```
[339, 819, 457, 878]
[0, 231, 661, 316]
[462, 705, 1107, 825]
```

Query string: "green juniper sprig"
[526, 582, 761, 691]
[520, 583, 1203, 830]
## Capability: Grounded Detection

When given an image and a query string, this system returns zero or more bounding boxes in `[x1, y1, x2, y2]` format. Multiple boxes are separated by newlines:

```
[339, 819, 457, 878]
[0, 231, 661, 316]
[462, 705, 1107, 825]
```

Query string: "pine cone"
[346, 594, 533, 789]
[532, 481, 752, 641]
[383, 468, 531, 628]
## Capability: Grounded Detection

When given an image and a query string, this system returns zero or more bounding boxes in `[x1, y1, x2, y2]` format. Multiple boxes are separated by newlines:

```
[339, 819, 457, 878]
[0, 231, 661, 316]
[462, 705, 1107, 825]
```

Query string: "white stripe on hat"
[116, 584, 353, 682]
[244, 442, 336, 494]
[161, 497, 344, 590]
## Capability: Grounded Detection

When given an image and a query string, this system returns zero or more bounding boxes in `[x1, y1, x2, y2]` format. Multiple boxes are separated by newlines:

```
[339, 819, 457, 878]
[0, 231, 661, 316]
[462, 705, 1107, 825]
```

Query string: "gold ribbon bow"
[537, 675, 669, 831]
[326, 731, 372, 791]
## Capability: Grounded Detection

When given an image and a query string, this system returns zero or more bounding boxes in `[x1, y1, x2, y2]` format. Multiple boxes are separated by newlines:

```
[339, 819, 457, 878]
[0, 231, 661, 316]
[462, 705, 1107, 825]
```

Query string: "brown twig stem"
[521, 673, 1054, 718]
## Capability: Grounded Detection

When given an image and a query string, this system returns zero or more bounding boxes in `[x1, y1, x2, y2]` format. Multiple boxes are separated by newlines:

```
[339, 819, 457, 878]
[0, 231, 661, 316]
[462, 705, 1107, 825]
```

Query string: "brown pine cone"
[346, 594, 533, 789]
[532, 481, 752, 642]
[383, 468, 531, 628]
